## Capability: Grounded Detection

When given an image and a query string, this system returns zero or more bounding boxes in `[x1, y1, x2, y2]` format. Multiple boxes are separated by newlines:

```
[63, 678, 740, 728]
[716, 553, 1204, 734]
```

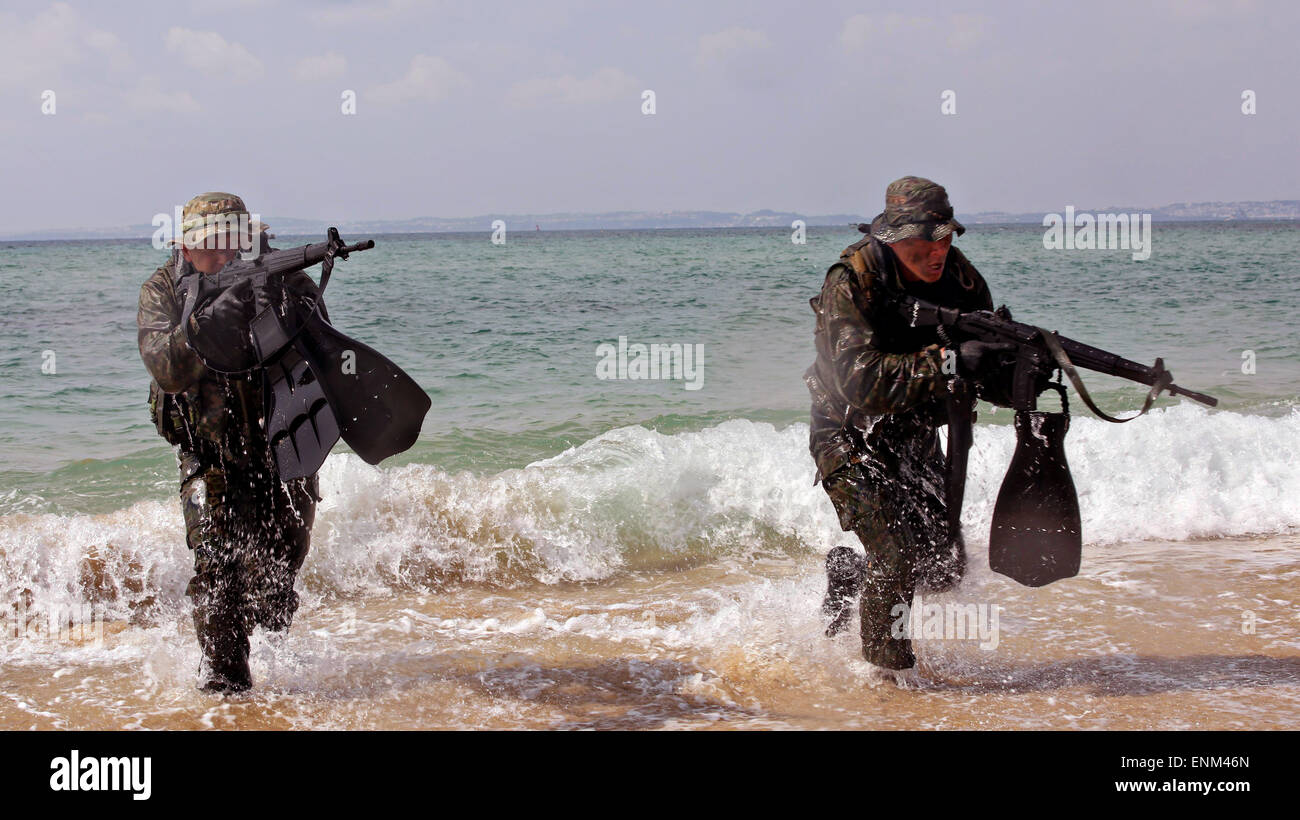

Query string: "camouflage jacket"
[804, 238, 994, 483]
[137, 251, 325, 465]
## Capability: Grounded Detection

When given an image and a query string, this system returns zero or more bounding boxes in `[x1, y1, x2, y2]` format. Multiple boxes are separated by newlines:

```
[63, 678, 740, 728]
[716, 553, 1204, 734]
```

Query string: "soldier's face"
[892, 234, 952, 283]
[182, 233, 242, 274]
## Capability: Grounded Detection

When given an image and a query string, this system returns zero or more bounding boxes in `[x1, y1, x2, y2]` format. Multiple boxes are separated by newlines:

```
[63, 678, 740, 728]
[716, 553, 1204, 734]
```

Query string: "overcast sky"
[0, 0, 1295, 232]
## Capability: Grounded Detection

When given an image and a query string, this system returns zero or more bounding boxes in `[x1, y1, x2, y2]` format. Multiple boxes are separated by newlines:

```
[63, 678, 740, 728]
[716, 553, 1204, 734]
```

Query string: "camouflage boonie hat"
[169, 191, 269, 249]
[868, 176, 965, 244]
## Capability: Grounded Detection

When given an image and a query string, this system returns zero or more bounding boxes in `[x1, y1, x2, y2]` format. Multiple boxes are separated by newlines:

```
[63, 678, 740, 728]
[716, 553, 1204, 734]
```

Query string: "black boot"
[193, 599, 252, 694]
[822, 546, 868, 637]
[253, 587, 299, 633]
[917, 534, 967, 594]
[859, 576, 916, 670]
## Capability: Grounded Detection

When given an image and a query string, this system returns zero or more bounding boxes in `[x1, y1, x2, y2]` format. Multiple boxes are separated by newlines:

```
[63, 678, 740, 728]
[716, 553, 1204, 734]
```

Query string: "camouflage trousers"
[178, 447, 317, 667]
[821, 453, 965, 670]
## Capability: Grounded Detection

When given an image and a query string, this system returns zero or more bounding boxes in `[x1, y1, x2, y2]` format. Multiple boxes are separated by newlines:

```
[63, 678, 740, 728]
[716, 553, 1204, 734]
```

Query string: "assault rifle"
[898, 296, 1218, 415]
[887, 291, 1218, 588]
[180, 227, 375, 333]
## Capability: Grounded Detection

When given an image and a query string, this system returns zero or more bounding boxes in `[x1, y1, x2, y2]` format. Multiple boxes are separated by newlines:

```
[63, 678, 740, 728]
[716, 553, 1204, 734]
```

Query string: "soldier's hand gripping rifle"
[890, 292, 1218, 587]
[179, 227, 431, 479]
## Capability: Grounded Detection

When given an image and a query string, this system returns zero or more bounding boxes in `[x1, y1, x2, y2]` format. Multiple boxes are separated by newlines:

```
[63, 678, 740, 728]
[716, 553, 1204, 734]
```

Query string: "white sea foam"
[965, 402, 1300, 544]
[0, 405, 1295, 619]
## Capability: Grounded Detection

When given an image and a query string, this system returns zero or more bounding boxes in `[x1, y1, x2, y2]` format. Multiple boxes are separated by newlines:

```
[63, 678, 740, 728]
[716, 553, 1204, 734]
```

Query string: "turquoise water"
[1, 223, 1297, 516]
[3, 224, 1298, 727]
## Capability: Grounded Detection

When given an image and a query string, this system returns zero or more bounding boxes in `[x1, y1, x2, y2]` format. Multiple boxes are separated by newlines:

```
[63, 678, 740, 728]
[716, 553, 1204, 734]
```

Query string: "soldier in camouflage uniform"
[805, 177, 1011, 671]
[138, 193, 323, 693]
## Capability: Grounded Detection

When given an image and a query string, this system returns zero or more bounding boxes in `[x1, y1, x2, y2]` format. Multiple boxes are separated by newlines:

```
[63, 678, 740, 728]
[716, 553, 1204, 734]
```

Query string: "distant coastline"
[3, 201, 1297, 242]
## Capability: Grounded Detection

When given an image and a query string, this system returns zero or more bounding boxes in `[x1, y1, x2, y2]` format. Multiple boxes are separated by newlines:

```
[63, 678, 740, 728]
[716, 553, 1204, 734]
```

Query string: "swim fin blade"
[252, 306, 342, 480]
[989, 409, 1082, 587]
[251, 303, 430, 479]
[262, 346, 342, 480]
[294, 316, 431, 466]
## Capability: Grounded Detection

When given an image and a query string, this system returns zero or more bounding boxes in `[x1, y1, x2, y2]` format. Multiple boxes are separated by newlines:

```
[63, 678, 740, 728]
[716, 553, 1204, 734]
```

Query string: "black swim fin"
[989, 404, 1082, 587]
[295, 315, 431, 466]
[250, 303, 429, 479]
[251, 305, 341, 479]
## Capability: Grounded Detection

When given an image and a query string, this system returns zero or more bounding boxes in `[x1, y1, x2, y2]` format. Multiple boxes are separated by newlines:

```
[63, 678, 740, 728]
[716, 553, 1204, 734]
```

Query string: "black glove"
[189, 278, 256, 371]
[957, 340, 1015, 377]
[974, 356, 1021, 408]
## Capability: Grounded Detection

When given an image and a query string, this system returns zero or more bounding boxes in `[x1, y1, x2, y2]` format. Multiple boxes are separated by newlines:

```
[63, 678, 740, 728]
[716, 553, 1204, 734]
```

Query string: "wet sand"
[2, 533, 1297, 730]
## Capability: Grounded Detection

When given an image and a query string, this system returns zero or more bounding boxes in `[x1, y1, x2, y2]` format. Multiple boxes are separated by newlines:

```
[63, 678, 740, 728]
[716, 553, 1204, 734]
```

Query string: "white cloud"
[314, 0, 425, 26]
[123, 76, 201, 114]
[0, 3, 131, 90]
[84, 30, 132, 71]
[506, 67, 636, 109]
[945, 14, 992, 51]
[164, 27, 264, 83]
[294, 52, 348, 82]
[370, 55, 469, 106]
[1157, 0, 1255, 21]
[839, 13, 934, 51]
[696, 27, 770, 66]
[839, 13, 991, 53]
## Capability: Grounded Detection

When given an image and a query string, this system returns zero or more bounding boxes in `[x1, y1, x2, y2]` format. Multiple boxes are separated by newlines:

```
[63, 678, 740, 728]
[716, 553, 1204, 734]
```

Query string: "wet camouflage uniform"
[137, 193, 322, 689]
[805, 177, 995, 669]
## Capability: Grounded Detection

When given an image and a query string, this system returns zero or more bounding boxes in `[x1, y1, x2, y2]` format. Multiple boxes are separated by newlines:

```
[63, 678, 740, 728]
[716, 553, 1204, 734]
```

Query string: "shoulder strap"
[176, 257, 204, 338]
[841, 236, 871, 275]
[168, 251, 188, 285]
[946, 245, 978, 291]
[1039, 330, 1172, 423]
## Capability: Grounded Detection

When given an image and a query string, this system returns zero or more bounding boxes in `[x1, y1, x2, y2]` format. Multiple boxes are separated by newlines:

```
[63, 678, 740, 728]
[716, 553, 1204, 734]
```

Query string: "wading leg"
[822, 546, 869, 637]
[854, 514, 917, 670]
[247, 476, 316, 632]
[181, 461, 253, 693]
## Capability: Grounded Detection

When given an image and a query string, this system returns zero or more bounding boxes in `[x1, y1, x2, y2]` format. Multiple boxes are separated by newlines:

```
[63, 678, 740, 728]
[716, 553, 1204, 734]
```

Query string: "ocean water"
[1, 224, 1298, 729]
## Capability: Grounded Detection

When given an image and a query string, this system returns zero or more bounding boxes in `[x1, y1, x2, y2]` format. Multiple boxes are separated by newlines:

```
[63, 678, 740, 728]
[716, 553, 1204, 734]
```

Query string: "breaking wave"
[1, 404, 1296, 620]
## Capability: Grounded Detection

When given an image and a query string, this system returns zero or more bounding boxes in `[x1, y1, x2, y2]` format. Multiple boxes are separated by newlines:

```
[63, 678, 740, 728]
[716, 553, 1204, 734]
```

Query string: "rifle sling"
[945, 382, 974, 539]
[1037, 327, 1172, 423]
